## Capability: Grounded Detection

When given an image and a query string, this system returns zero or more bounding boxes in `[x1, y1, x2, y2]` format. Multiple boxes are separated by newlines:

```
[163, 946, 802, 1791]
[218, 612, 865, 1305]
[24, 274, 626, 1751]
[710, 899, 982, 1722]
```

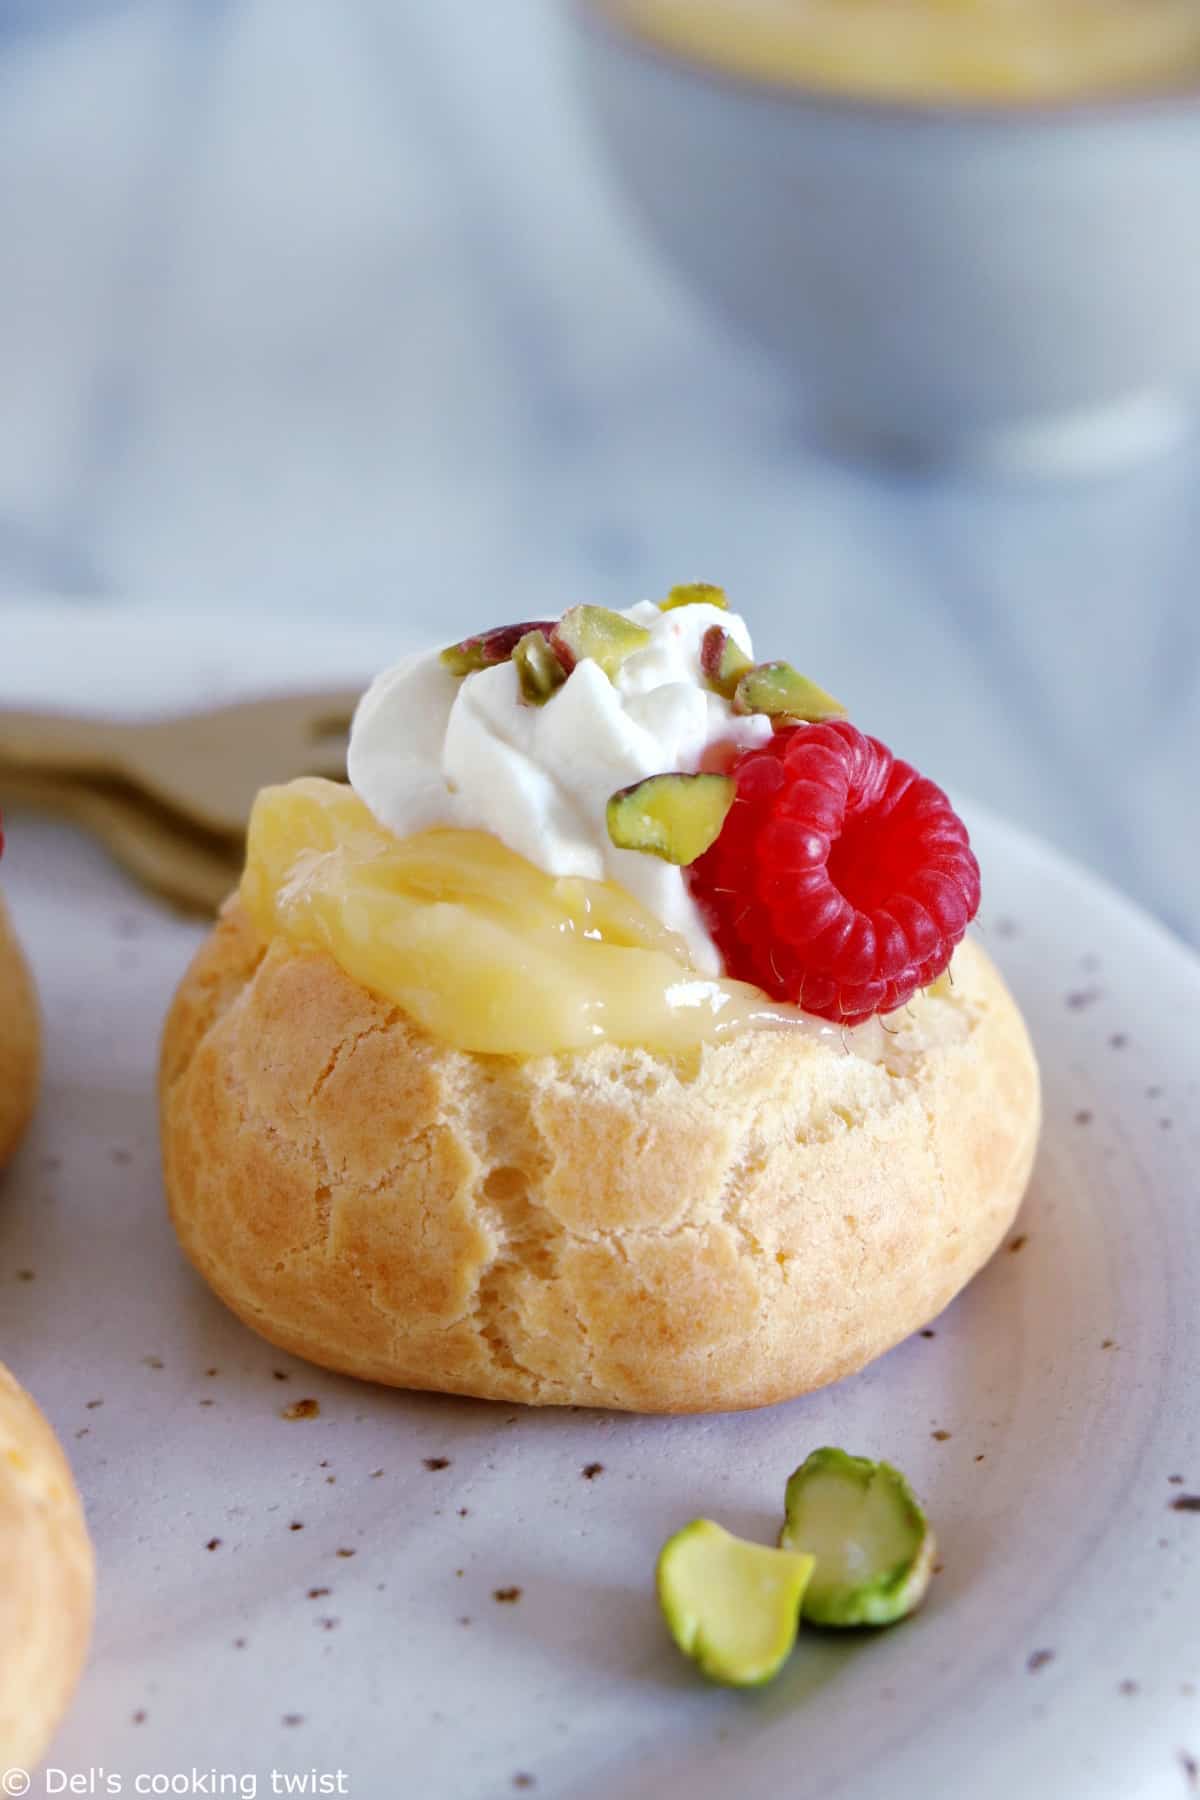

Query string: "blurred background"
[1, 0, 1197, 945]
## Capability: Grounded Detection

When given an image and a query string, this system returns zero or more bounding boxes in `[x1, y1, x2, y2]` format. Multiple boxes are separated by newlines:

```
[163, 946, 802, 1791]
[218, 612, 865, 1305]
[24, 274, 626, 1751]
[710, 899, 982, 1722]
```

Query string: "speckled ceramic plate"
[2, 776, 1198, 1800]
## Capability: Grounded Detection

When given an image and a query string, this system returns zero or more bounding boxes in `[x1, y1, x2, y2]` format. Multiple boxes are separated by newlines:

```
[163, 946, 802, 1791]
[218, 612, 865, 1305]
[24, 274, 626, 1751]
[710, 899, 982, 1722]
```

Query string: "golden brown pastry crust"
[160, 903, 1040, 1413]
[0, 1364, 94, 1766]
[0, 894, 39, 1169]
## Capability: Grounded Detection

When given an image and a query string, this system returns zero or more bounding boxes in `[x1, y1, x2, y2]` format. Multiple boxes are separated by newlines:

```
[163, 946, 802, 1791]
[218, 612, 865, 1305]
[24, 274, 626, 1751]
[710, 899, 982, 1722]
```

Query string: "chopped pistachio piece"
[513, 630, 567, 706]
[660, 582, 728, 613]
[733, 661, 847, 723]
[439, 620, 556, 678]
[657, 1519, 815, 1688]
[549, 605, 651, 681]
[607, 772, 734, 866]
[779, 1447, 935, 1628]
[700, 624, 754, 700]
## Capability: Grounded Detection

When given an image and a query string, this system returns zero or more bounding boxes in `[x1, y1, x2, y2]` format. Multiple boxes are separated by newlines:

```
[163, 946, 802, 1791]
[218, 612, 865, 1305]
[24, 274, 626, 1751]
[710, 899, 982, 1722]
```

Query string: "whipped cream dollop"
[347, 600, 773, 973]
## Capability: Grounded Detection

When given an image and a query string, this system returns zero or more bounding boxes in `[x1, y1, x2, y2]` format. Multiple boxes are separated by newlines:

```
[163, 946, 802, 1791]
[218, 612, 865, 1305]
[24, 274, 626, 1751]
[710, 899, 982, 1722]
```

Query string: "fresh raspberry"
[688, 721, 980, 1025]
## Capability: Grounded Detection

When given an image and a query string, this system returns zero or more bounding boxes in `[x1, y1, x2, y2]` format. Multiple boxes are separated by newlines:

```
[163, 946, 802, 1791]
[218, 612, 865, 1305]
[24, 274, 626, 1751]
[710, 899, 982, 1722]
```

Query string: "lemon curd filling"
[242, 778, 884, 1060]
[607, 0, 1200, 102]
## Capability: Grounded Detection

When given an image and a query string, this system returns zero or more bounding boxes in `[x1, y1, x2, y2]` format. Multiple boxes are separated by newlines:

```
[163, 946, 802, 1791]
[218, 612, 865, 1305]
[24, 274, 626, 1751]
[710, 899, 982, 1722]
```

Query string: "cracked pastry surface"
[160, 901, 1039, 1413]
[0, 895, 39, 1168]
[0, 1364, 94, 1765]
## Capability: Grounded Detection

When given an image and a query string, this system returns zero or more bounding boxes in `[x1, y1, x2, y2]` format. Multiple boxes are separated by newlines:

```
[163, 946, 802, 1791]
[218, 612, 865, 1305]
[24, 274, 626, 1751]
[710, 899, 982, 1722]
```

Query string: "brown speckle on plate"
[993, 917, 1018, 939]
[582, 1462, 605, 1480]
[1109, 1032, 1129, 1050]
[975, 1454, 986, 1463]
[1065, 989, 1101, 1011]
[1008, 1235, 1028, 1254]
[424, 1456, 451, 1471]
[272, 1370, 289, 1382]
[16, 1269, 34, 1282]
[205, 1367, 219, 1378]
[335, 1548, 356, 1558]
[1101, 1339, 1117, 1351]
[86, 1398, 103, 1410]
[1027, 1649, 1055, 1673]
[458, 1507, 469, 1517]
[1118, 1679, 1139, 1696]
[206, 1538, 222, 1551]
[141, 1355, 163, 1370]
[1171, 1495, 1200, 1514]
[932, 1430, 951, 1442]
[1074, 1109, 1093, 1126]
[282, 1714, 304, 1728]
[132, 1710, 147, 1725]
[512, 1777, 536, 1792]
[233, 1638, 247, 1650]
[289, 1521, 304, 1532]
[919, 1328, 936, 1339]
[317, 1617, 339, 1631]
[1170, 1475, 1186, 1485]
[307, 1587, 331, 1599]
[370, 1468, 384, 1478]
[1180, 1750, 1198, 1791]
[494, 1586, 522, 1604]
[282, 1398, 320, 1421]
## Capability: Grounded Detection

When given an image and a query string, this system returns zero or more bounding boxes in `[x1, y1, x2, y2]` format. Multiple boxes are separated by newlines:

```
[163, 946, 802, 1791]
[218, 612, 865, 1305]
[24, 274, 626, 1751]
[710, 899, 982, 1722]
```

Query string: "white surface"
[1, 618, 1199, 1798]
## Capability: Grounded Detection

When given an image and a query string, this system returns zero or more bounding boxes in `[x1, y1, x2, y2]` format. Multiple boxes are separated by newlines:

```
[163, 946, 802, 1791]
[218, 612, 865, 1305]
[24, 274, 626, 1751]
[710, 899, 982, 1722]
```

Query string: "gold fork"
[0, 687, 362, 841]
[0, 769, 242, 915]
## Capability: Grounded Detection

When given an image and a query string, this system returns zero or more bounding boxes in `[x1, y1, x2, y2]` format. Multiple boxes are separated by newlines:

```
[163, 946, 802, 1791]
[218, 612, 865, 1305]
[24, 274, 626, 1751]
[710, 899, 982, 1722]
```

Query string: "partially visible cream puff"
[0, 1364, 94, 1767]
[0, 893, 39, 1168]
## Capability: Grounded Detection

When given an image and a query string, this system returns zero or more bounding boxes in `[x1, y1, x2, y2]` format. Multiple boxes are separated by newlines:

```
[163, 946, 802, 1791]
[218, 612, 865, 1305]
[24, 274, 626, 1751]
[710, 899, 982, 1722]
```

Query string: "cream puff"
[160, 589, 1039, 1412]
[0, 885, 39, 1169]
[0, 1364, 94, 1766]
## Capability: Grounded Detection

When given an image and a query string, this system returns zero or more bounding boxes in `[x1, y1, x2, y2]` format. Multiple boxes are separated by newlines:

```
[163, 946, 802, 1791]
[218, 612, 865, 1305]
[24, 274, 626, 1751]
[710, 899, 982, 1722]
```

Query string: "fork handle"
[0, 709, 131, 778]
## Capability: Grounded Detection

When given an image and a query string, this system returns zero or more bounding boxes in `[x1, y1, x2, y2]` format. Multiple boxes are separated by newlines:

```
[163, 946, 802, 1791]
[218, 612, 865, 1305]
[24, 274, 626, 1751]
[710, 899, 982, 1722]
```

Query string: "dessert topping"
[242, 780, 880, 1058]
[548, 605, 651, 681]
[660, 581, 728, 613]
[656, 1520, 814, 1688]
[731, 660, 846, 724]
[349, 597, 769, 973]
[688, 720, 980, 1024]
[512, 630, 567, 707]
[780, 1447, 935, 1627]
[355, 590, 978, 1020]
[657, 1447, 934, 1687]
[439, 620, 555, 678]
[699, 624, 753, 700]
[606, 772, 734, 865]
